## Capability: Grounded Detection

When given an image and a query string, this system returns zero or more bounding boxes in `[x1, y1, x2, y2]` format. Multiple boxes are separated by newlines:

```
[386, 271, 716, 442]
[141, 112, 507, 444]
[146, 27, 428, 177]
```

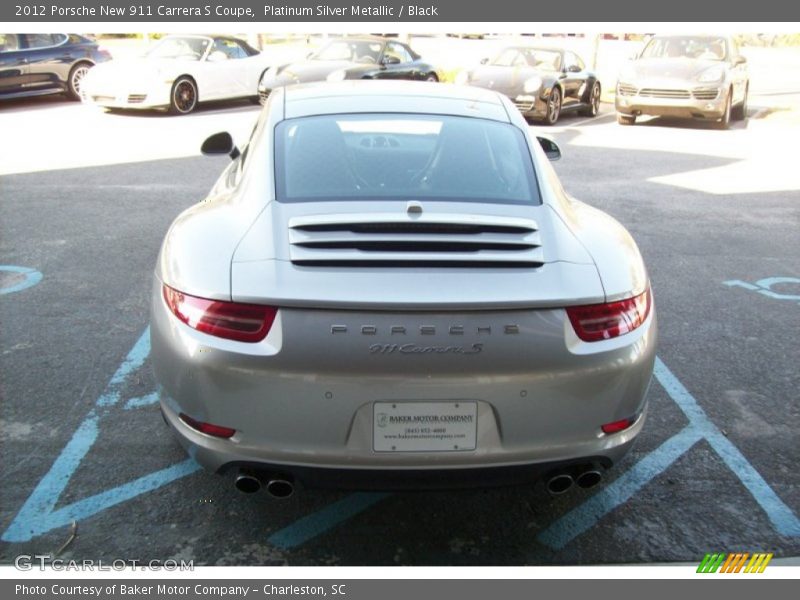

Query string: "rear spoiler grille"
[288, 214, 544, 268]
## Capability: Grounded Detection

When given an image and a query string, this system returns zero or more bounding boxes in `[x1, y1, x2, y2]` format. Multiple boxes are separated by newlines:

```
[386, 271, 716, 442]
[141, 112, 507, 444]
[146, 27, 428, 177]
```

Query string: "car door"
[727, 39, 748, 104]
[560, 51, 587, 108]
[198, 38, 251, 100]
[0, 34, 28, 96]
[21, 33, 72, 92]
[377, 42, 418, 80]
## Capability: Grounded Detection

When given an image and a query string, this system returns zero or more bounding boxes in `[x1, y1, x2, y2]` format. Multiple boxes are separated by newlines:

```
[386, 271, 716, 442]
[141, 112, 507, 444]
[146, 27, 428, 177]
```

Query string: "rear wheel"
[67, 61, 92, 100]
[425, 73, 439, 82]
[544, 87, 562, 125]
[579, 82, 601, 117]
[169, 77, 198, 115]
[732, 84, 748, 121]
[617, 113, 636, 125]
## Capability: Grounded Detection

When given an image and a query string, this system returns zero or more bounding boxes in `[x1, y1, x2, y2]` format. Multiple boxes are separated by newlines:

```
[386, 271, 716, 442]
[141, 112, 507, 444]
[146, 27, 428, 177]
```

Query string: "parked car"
[456, 46, 601, 124]
[257, 37, 440, 104]
[150, 81, 657, 497]
[615, 34, 749, 128]
[81, 34, 271, 114]
[0, 33, 111, 101]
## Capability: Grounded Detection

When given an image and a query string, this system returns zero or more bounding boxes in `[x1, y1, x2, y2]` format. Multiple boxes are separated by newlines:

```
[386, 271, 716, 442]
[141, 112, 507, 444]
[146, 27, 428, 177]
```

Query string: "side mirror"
[567, 64, 582, 73]
[201, 132, 240, 160]
[536, 136, 561, 161]
[480, 57, 489, 64]
[734, 55, 747, 66]
[382, 55, 401, 66]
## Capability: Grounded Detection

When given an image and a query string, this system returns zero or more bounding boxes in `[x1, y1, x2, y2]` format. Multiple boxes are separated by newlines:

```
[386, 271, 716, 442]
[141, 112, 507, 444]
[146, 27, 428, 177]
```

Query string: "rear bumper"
[151, 279, 657, 482]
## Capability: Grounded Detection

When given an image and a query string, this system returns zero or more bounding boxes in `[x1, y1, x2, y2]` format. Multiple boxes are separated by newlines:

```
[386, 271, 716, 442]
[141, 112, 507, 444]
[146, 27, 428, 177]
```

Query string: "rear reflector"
[566, 288, 651, 342]
[163, 284, 277, 343]
[601, 417, 636, 435]
[180, 413, 236, 438]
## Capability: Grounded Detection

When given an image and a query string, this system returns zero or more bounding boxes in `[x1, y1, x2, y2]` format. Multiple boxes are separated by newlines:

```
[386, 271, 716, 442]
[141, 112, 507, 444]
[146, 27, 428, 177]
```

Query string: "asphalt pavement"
[1, 94, 798, 566]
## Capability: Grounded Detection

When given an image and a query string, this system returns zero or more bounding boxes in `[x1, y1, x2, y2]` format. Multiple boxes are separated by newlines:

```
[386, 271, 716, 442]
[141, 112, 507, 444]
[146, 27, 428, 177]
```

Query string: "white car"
[82, 35, 272, 114]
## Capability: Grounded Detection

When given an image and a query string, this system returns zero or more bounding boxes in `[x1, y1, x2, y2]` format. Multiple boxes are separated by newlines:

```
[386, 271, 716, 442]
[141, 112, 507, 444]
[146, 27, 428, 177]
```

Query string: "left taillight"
[566, 288, 651, 342]
[162, 284, 277, 343]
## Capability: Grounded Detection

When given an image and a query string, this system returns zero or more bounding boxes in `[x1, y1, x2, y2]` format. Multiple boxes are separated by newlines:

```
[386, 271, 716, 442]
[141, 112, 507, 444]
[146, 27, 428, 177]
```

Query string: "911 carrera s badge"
[370, 343, 483, 355]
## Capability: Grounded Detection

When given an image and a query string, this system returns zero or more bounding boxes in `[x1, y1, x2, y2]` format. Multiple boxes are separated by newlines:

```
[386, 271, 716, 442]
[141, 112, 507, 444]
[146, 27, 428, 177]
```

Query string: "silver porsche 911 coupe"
[151, 81, 656, 498]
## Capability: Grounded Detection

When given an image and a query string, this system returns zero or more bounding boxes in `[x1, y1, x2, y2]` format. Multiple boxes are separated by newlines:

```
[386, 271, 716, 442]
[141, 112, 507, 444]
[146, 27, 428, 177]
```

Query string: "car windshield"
[310, 40, 383, 63]
[490, 48, 562, 71]
[275, 114, 540, 205]
[640, 36, 728, 61]
[146, 37, 211, 61]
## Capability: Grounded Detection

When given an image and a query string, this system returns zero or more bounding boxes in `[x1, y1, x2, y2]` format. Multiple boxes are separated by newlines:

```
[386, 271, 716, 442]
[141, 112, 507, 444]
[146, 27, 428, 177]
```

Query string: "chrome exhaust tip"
[546, 473, 574, 496]
[576, 468, 603, 489]
[265, 478, 294, 499]
[234, 470, 262, 494]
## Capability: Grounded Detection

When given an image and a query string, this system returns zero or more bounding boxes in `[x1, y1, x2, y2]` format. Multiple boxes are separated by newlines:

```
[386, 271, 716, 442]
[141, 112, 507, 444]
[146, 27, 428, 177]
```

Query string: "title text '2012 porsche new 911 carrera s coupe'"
[151, 82, 656, 497]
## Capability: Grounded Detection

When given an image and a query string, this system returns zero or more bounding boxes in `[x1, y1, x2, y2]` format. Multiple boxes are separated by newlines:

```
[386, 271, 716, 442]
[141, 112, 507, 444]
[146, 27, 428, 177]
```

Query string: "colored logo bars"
[697, 552, 773, 573]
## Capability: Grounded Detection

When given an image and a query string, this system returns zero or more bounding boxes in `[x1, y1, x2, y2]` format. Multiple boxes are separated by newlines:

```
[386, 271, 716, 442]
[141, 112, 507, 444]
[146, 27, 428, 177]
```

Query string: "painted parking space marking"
[536, 358, 800, 550]
[725, 276, 800, 304]
[4, 329, 799, 549]
[0, 265, 42, 295]
[268, 493, 391, 550]
[2, 328, 201, 543]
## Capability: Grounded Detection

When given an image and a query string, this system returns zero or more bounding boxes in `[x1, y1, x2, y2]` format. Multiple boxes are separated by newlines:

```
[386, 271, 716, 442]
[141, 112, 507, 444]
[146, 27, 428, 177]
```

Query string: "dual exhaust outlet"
[234, 469, 294, 498]
[545, 464, 604, 496]
[235, 464, 604, 497]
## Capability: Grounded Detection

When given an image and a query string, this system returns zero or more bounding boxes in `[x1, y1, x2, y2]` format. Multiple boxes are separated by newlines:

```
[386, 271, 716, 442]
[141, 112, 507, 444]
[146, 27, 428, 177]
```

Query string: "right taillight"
[163, 284, 277, 343]
[566, 288, 651, 342]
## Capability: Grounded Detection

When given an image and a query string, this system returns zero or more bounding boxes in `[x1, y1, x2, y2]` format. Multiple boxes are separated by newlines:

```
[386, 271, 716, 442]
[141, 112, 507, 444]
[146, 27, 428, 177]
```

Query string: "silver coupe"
[151, 82, 657, 497]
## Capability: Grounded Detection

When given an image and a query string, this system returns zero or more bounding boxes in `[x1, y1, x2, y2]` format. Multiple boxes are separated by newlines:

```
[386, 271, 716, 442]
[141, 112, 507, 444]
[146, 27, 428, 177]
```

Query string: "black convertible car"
[456, 46, 601, 124]
[0, 33, 111, 102]
[258, 37, 440, 103]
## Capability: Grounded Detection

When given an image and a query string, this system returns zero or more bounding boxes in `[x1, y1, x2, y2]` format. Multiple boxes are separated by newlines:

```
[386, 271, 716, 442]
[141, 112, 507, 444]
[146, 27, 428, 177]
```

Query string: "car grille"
[638, 88, 691, 99]
[513, 100, 535, 112]
[692, 88, 719, 100]
[616, 83, 638, 96]
[288, 214, 544, 268]
[127, 94, 147, 104]
[92, 95, 115, 102]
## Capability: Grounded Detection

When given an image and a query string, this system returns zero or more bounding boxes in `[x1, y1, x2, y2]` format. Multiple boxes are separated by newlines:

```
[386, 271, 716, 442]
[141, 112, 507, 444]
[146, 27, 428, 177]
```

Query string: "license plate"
[373, 402, 477, 452]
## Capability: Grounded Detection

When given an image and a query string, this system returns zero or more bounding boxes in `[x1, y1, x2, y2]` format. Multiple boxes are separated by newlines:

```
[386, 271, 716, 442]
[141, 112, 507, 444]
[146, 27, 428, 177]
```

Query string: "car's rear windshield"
[274, 114, 541, 205]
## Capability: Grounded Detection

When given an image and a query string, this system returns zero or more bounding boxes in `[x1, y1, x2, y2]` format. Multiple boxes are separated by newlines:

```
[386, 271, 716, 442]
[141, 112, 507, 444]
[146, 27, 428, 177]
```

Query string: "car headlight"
[523, 76, 542, 94]
[327, 70, 347, 82]
[697, 67, 724, 83]
[455, 70, 470, 85]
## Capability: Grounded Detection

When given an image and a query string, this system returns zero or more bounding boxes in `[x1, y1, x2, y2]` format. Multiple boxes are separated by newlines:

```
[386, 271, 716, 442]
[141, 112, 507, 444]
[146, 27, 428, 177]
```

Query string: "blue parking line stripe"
[537, 426, 703, 550]
[654, 358, 800, 537]
[124, 392, 160, 410]
[268, 493, 391, 549]
[3, 460, 201, 542]
[97, 327, 151, 406]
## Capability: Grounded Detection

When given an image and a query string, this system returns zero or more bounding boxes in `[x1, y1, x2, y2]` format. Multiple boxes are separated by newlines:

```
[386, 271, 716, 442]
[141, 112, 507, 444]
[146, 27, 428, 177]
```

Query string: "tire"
[617, 113, 636, 125]
[732, 84, 748, 121]
[544, 87, 562, 125]
[66, 62, 92, 101]
[425, 73, 439, 82]
[579, 82, 601, 117]
[715, 89, 732, 129]
[169, 76, 198, 115]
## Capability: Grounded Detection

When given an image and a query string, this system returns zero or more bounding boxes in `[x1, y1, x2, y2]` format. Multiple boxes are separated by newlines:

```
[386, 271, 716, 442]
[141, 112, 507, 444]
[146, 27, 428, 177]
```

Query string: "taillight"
[601, 417, 636, 434]
[180, 413, 236, 438]
[162, 284, 277, 343]
[566, 288, 651, 342]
